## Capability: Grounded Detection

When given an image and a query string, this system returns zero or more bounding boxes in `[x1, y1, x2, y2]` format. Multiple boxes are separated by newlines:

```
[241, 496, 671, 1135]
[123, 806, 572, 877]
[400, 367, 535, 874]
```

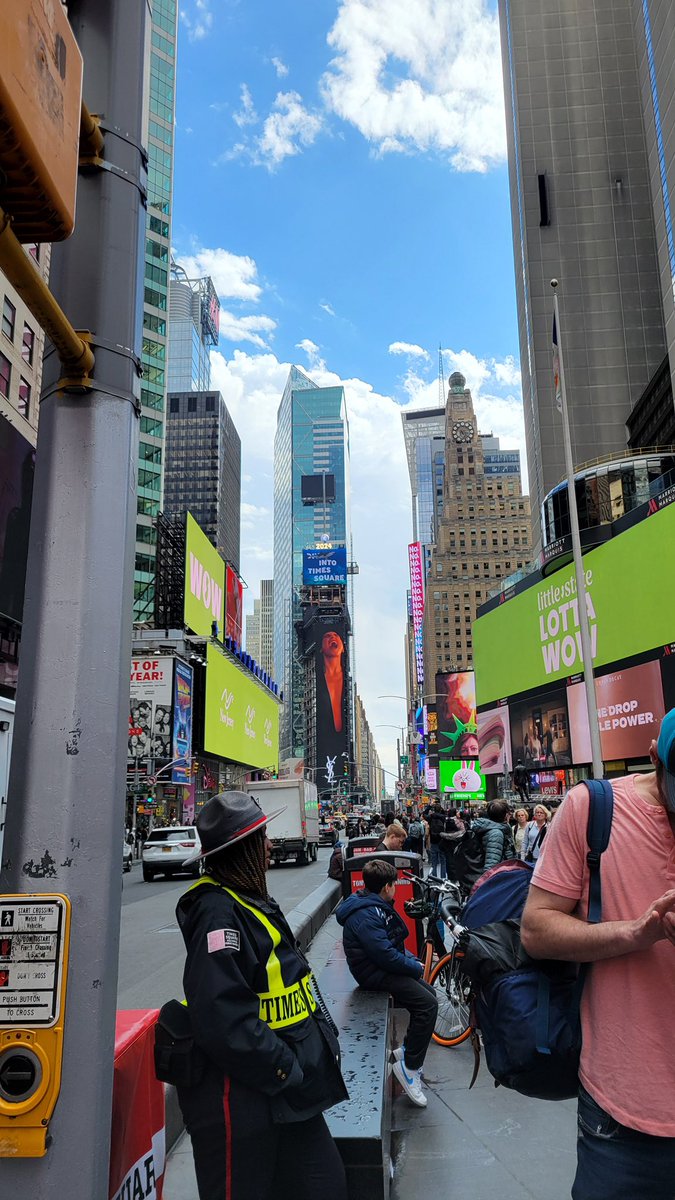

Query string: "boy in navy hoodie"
[336, 859, 438, 1107]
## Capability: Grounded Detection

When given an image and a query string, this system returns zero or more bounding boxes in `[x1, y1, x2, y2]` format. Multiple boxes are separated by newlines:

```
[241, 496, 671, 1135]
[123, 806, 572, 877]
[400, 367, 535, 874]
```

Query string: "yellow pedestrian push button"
[0, 893, 72, 1157]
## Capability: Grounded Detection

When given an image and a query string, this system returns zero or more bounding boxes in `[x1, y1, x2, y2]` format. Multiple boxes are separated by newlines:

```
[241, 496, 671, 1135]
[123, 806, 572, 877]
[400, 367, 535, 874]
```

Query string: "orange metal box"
[0, 0, 83, 242]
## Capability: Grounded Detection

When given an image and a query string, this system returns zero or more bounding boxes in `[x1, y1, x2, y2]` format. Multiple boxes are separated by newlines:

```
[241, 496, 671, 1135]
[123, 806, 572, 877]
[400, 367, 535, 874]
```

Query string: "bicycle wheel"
[428, 950, 473, 1046]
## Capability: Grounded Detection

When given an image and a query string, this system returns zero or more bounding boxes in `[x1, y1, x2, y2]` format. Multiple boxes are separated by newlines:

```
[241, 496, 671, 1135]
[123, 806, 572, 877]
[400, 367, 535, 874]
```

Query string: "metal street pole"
[0, 0, 148, 1195]
[552, 281, 604, 779]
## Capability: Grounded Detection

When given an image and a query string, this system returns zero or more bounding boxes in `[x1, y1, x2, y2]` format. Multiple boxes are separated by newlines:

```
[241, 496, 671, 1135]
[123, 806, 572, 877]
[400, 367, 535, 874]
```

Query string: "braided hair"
[208, 828, 269, 899]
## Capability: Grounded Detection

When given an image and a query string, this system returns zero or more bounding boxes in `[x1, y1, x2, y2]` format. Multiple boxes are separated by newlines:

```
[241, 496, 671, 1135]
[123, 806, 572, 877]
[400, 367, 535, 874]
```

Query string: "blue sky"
[171, 0, 525, 781]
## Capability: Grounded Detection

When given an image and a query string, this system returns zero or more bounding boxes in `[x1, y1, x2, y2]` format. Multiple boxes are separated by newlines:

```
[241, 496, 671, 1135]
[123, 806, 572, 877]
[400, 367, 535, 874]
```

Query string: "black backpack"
[462, 780, 614, 1101]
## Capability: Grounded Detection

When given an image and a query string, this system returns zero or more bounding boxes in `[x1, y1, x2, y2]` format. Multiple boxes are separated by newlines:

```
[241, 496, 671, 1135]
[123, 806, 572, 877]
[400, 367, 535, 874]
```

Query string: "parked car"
[122, 840, 133, 873]
[142, 826, 201, 881]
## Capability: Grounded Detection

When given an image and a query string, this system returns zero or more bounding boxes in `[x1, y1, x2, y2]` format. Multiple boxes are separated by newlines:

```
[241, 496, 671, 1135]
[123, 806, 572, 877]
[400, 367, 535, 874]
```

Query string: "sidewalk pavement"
[163, 912, 578, 1200]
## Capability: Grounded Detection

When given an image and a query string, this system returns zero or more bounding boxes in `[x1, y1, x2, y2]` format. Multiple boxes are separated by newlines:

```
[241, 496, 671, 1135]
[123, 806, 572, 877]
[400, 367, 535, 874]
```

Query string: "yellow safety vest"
[186, 875, 317, 1031]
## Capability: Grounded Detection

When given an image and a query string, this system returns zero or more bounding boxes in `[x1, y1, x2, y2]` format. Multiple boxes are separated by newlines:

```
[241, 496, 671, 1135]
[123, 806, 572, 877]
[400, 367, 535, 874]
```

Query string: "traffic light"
[343, 760, 349, 775]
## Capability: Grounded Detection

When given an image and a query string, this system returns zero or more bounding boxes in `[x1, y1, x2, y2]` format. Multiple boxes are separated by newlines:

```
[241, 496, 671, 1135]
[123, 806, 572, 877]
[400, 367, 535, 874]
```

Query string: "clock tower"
[422, 371, 532, 693]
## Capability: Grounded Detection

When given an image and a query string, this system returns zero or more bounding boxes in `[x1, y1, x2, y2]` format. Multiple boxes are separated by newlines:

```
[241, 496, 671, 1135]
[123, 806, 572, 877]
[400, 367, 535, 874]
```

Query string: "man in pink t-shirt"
[521, 708, 675, 1200]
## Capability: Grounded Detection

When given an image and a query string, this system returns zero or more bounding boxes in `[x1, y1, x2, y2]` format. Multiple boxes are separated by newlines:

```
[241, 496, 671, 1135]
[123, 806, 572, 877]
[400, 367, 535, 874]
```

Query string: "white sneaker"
[392, 1046, 404, 1063]
[393, 1059, 427, 1107]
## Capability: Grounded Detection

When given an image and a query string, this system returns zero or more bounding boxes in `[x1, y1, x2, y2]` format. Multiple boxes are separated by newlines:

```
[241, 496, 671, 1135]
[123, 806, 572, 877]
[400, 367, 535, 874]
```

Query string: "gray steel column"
[0, 0, 149, 1195]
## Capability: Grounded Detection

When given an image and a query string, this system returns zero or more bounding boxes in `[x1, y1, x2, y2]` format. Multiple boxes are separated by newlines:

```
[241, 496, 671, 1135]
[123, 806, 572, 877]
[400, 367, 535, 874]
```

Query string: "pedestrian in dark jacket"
[170, 792, 348, 1200]
[336, 859, 437, 1108]
[471, 799, 516, 870]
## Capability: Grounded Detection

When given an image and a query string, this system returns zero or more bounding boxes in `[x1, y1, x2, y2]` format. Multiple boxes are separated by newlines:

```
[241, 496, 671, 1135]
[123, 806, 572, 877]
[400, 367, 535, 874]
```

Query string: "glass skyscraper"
[134, 0, 178, 622]
[273, 368, 351, 761]
[167, 263, 216, 393]
[402, 406, 446, 579]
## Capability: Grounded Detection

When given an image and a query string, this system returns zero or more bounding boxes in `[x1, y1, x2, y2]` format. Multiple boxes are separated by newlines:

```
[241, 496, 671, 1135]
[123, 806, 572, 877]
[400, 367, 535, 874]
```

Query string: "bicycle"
[403, 873, 474, 1048]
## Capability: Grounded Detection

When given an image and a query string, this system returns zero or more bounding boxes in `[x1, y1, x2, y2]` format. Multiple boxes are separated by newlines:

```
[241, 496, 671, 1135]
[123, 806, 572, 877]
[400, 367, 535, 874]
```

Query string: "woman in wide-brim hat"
[171, 790, 348, 1200]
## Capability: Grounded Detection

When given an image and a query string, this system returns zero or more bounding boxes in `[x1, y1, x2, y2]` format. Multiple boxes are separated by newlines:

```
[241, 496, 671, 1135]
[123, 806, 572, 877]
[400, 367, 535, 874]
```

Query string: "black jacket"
[176, 878, 347, 1123]
[336, 891, 422, 988]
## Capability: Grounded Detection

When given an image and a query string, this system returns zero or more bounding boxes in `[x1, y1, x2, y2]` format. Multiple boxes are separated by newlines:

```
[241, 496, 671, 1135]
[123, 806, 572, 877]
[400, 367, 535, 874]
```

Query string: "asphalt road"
[117, 847, 334, 1010]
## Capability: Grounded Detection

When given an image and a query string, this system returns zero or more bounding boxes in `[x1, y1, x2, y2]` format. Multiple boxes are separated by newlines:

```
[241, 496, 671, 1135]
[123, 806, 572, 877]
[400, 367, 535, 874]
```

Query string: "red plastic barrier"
[110, 1009, 165, 1200]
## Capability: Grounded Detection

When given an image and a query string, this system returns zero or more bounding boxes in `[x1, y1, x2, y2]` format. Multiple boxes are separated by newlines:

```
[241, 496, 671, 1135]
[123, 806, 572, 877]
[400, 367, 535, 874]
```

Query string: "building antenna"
[438, 345, 446, 405]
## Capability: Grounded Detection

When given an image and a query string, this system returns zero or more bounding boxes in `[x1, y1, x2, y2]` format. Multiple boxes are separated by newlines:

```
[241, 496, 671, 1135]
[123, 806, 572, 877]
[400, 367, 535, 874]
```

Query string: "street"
[117, 847, 334, 1010]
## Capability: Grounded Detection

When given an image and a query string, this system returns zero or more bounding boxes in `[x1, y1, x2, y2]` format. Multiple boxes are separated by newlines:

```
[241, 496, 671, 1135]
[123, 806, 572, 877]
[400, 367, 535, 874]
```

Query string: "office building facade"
[273, 367, 351, 763]
[164, 390, 241, 572]
[134, 0, 179, 622]
[246, 579, 275, 677]
[402, 406, 446, 579]
[423, 374, 532, 686]
[167, 263, 219, 393]
[498, 0, 668, 549]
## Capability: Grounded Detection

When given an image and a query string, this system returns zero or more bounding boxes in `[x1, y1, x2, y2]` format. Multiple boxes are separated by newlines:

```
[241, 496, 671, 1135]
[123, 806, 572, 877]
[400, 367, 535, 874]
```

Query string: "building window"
[170, 395, 179, 413]
[2, 298, 16, 341]
[22, 323, 35, 365]
[18, 377, 31, 418]
[187, 395, 197, 412]
[0, 351, 10, 397]
[205, 395, 215, 412]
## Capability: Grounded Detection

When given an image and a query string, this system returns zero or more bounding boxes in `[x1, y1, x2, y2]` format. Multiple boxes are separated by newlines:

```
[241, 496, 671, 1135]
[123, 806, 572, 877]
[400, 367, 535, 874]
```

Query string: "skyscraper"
[402, 406, 446, 579]
[273, 367, 351, 764]
[246, 580, 274, 676]
[498, 0, 668, 548]
[134, 0, 178, 621]
[167, 263, 218, 393]
[423, 373, 532, 685]
[164, 389, 241, 572]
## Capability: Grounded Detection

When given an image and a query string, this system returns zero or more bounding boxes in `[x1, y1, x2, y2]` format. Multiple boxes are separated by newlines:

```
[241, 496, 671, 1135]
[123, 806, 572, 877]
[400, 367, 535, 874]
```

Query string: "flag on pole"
[552, 312, 563, 413]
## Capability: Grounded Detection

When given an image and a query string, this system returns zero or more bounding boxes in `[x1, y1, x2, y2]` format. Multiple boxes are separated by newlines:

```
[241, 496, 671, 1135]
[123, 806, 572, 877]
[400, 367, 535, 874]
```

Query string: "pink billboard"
[408, 542, 425, 686]
[477, 705, 511, 775]
[567, 659, 665, 763]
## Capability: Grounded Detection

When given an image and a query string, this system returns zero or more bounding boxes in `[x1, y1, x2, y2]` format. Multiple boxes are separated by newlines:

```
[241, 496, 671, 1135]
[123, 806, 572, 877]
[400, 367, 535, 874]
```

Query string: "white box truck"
[244, 778, 320, 866]
[0, 696, 15, 857]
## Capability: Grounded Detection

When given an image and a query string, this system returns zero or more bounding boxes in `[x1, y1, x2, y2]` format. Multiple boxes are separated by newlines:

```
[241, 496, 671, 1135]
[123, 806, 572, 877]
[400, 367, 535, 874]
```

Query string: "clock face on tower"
[451, 419, 473, 443]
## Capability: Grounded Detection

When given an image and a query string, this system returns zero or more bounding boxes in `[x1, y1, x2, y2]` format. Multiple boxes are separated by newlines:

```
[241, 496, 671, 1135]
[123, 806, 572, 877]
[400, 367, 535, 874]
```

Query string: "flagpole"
[551, 279, 604, 779]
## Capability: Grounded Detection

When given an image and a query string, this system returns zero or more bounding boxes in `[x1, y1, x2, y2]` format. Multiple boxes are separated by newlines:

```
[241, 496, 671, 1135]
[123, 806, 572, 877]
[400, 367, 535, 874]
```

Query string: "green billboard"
[474, 502, 675, 706]
[204, 645, 280, 770]
[439, 758, 486, 802]
[184, 512, 225, 639]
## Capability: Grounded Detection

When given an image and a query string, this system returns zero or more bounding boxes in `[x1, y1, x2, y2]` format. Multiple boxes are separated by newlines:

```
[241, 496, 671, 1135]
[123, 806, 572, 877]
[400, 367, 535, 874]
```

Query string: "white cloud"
[389, 341, 429, 359]
[177, 247, 264, 303]
[256, 91, 323, 168]
[321, 0, 506, 172]
[320, 301, 336, 317]
[492, 355, 522, 389]
[296, 338, 321, 366]
[233, 84, 259, 129]
[271, 56, 289, 78]
[180, 0, 213, 41]
[218, 311, 277, 349]
[209, 340, 526, 780]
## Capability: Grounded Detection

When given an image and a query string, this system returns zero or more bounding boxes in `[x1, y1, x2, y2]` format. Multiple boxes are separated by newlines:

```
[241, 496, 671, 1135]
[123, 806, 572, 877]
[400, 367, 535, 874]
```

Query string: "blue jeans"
[428, 843, 446, 878]
[572, 1084, 675, 1200]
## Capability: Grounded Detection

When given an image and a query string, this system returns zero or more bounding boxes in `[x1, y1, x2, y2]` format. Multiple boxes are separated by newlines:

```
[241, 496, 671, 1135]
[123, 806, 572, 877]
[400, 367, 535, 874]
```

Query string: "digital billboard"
[204, 645, 279, 771]
[408, 542, 425, 686]
[184, 512, 225, 639]
[225, 564, 244, 645]
[509, 684, 571, 768]
[439, 758, 486, 803]
[567, 660, 665, 764]
[474, 501, 675, 706]
[436, 672, 478, 758]
[172, 659, 193, 784]
[129, 656, 174, 765]
[477, 705, 511, 775]
[303, 547, 347, 586]
[309, 609, 350, 790]
[0, 416, 35, 626]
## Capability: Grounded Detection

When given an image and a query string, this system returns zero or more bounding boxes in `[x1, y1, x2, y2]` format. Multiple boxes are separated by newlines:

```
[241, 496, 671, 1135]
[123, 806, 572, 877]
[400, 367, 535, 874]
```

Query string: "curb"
[164, 874, 342, 1154]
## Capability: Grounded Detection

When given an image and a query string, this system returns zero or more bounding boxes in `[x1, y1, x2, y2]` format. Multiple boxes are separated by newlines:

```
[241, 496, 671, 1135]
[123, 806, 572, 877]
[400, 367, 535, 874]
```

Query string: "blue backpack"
[462, 780, 613, 1101]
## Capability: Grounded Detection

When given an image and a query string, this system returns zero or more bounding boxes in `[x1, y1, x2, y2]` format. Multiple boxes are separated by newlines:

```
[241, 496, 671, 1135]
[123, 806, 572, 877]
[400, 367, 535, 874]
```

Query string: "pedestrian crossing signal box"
[0, 894, 72, 1157]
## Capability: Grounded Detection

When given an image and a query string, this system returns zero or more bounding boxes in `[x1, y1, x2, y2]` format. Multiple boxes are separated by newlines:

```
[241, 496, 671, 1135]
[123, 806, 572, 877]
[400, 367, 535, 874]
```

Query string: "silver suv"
[142, 826, 201, 881]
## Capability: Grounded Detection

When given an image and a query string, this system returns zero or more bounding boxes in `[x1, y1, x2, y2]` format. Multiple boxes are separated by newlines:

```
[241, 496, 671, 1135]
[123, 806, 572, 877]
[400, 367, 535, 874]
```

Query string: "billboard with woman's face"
[435, 672, 478, 759]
